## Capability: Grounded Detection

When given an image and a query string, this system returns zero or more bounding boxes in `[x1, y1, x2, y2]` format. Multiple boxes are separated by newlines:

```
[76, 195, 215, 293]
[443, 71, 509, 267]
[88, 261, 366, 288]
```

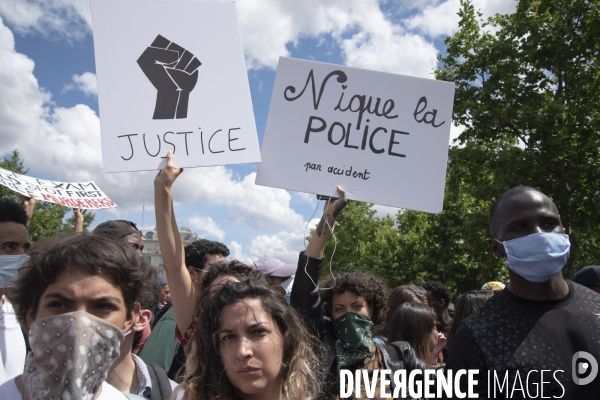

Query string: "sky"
[0, 0, 516, 264]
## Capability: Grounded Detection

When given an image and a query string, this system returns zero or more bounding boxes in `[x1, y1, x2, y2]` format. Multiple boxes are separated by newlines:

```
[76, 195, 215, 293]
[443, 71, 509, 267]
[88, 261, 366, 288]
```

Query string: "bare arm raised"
[73, 209, 85, 233]
[21, 195, 36, 228]
[305, 186, 348, 258]
[154, 152, 195, 335]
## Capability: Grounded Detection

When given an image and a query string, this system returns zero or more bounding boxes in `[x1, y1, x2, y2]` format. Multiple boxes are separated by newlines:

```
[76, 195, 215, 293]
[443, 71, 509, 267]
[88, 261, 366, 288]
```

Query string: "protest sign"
[91, 0, 260, 172]
[0, 168, 117, 210]
[255, 57, 455, 213]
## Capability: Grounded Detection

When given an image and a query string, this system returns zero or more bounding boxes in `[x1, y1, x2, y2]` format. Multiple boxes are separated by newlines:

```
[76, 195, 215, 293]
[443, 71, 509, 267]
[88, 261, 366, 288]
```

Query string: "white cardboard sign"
[256, 58, 455, 213]
[0, 168, 117, 209]
[91, 0, 260, 173]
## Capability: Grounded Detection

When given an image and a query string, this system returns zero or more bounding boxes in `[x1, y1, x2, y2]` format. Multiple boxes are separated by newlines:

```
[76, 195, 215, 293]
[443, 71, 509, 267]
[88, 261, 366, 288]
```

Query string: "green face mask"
[333, 311, 374, 369]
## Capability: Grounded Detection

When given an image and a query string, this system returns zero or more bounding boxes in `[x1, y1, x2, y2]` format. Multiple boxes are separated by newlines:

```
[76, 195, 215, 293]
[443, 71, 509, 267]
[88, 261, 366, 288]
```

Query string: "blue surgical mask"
[0, 254, 28, 288]
[281, 274, 295, 303]
[497, 233, 570, 283]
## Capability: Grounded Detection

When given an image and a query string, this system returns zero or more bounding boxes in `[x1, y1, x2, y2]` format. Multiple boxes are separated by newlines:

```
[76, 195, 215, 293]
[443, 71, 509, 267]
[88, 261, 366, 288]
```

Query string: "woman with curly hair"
[290, 188, 427, 399]
[173, 279, 322, 400]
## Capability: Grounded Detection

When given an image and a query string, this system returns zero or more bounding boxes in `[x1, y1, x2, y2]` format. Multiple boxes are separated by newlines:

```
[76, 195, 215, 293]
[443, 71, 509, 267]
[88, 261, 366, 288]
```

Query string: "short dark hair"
[185, 239, 229, 270]
[489, 185, 543, 236]
[320, 271, 389, 326]
[421, 280, 452, 308]
[200, 260, 266, 299]
[138, 264, 161, 312]
[93, 220, 142, 238]
[10, 234, 147, 327]
[0, 198, 28, 227]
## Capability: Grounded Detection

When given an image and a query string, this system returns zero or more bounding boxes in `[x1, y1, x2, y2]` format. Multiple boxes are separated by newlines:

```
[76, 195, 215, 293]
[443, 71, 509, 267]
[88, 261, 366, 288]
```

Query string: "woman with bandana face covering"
[0, 234, 148, 400]
[290, 189, 428, 399]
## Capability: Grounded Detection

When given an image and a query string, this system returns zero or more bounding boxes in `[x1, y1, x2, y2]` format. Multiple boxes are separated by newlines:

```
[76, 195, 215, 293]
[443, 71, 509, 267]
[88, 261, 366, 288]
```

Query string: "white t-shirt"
[0, 297, 26, 384]
[0, 379, 128, 399]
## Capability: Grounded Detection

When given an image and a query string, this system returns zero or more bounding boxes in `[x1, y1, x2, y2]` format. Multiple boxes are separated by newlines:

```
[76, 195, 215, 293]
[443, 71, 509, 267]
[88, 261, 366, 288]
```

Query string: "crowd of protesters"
[0, 152, 599, 399]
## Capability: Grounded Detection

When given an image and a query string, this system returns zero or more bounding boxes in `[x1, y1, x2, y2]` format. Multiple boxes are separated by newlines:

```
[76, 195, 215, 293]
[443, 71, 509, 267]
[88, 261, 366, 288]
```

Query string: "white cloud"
[0, 1, 439, 76]
[228, 240, 253, 263]
[404, 0, 518, 39]
[63, 72, 97, 96]
[294, 191, 318, 207]
[246, 229, 305, 264]
[237, 0, 439, 77]
[372, 204, 399, 219]
[187, 215, 225, 241]
[0, 0, 89, 40]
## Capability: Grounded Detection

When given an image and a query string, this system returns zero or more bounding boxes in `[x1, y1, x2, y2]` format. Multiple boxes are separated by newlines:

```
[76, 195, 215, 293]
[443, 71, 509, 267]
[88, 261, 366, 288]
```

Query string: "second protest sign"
[256, 57, 455, 213]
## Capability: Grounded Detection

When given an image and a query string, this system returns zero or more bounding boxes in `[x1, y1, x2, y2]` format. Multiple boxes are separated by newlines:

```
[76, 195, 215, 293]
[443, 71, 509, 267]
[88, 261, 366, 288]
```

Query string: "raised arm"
[291, 187, 347, 325]
[21, 195, 35, 228]
[305, 186, 347, 258]
[154, 152, 195, 335]
[73, 209, 85, 233]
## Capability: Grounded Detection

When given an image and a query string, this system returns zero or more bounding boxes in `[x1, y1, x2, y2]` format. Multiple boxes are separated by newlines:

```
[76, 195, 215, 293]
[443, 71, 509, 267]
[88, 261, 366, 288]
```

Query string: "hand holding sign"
[73, 208, 86, 233]
[316, 186, 348, 237]
[20, 194, 36, 228]
[154, 151, 183, 189]
[137, 35, 202, 119]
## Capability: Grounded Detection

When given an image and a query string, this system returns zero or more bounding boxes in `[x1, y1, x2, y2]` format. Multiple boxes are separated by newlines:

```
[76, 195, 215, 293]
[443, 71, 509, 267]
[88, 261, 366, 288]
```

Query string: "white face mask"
[0, 255, 29, 288]
[22, 311, 124, 400]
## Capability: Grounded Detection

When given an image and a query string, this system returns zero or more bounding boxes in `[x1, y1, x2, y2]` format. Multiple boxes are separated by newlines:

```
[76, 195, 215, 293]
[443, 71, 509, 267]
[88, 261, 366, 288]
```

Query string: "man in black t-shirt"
[449, 186, 600, 399]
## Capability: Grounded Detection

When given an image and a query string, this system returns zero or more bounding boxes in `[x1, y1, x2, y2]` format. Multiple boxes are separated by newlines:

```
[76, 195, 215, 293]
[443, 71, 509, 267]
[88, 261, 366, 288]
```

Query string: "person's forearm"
[22, 196, 35, 228]
[154, 185, 195, 334]
[305, 214, 335, 258]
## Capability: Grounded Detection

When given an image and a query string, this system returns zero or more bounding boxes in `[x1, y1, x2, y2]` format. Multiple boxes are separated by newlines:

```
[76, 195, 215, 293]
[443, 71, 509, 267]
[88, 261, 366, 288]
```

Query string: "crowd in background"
[0, 152, 599, 399]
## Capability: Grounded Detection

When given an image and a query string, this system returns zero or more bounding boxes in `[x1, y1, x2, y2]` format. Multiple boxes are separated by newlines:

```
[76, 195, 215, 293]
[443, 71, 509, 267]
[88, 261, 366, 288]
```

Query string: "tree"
[0, 149, 95, 240]
[436, 0, 600, 278]
[322, 0, 599, 295]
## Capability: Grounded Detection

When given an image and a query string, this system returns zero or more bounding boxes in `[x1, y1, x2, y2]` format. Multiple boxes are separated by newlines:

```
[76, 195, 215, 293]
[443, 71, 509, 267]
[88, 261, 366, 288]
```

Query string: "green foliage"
[322, 0, 599, 295]
[437, 0, 600, 278]
[0, 150, 95, 240]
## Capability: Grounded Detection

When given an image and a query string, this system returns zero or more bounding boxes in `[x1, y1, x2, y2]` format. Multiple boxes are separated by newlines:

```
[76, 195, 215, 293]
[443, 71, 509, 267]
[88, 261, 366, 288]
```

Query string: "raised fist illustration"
[137, 35, 202, 119]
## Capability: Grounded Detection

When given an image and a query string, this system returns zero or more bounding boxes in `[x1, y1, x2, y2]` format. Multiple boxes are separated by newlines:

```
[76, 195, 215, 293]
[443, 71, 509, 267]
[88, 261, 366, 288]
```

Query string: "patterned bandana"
[22, 311, 124, 400]
[333, 312, 374, 390]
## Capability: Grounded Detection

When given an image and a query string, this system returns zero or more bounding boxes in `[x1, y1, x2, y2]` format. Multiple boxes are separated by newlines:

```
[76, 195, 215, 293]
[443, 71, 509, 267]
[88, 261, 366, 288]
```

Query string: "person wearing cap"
[93, 220, 145, 256]
[252, 258, 296, 302]
[571, 265, 600, 294]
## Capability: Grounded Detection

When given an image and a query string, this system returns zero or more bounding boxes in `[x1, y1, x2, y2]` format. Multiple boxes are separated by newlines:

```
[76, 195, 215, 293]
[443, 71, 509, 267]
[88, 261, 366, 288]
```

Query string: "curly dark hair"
[320, 271, 389, 326]
[185, 239, 230, 270]
[421, 280, 452, 308]
[0, 198, 28, 226]
[178, 279, 323, 400]
[10, 234, 147, 327]
[200, 259, 266, 300]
